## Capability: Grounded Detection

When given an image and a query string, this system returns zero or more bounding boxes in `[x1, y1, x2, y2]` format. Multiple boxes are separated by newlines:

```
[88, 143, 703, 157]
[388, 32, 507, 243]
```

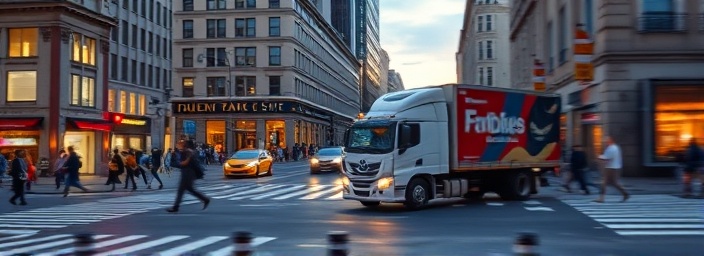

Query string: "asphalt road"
[0, 161, 702, 255]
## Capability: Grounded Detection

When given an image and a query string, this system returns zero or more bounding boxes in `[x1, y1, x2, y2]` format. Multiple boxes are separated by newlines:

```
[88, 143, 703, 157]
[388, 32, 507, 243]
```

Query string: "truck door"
[395, 123, 431, 176]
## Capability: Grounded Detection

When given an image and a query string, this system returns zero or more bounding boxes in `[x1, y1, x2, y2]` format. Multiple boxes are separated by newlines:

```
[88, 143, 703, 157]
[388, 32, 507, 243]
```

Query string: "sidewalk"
[545, 172, 703, 198]
[19, 171, 183, 195]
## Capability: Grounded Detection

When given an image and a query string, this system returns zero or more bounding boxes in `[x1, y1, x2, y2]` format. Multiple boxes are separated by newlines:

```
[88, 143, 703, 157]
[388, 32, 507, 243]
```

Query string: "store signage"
[173, 101, 300, 114]
[0, 138, 37, 146]
[121, 118, 147, 126]
[574, 25, 594, 81]
[532, 60, 546, 91]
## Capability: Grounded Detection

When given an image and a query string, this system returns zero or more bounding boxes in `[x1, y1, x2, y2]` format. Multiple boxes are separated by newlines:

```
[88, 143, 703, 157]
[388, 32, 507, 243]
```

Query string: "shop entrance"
[582, 124, 603, 170]
[64, 131, 95, 174]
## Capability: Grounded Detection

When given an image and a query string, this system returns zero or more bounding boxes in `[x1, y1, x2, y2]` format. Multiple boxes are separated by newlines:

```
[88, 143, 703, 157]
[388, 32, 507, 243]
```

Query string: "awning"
[70, 120, 112, 132]
[0, 118, 43, 130]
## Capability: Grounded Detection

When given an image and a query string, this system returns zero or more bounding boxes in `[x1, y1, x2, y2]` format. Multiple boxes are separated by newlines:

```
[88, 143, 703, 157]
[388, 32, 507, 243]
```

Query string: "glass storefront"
[653, 85, 704, 162]
[0, 130, 41, 165]
[112, 135, 148, 152]
[64, 131, 95, 174]
[266, 120, 286, 149]
[235, 120, 257, 150]
[206, 120, 226, 148]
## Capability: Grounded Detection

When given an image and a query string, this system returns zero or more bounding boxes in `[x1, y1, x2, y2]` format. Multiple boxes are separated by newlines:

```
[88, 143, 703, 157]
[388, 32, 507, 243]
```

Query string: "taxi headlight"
[377, 177, 393, 190]
[246, 161, 257, 167]
[310, 158, 319, 164]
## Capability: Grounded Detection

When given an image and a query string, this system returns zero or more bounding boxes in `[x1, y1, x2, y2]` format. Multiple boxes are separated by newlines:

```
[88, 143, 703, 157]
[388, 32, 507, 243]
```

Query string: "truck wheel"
[404, 178, 430, 210]
[360, 201, 380, 207]
[498, 170, 531, 201]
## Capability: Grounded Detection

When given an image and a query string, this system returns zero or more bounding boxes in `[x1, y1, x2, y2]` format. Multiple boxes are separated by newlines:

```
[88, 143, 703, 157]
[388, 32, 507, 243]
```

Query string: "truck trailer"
[341, 84, 562, 209]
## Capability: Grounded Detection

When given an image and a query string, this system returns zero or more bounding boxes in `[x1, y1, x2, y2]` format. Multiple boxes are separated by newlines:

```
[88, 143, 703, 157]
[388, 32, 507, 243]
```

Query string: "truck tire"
[498, 170, 531, 201]
[404, 178, 430, 210]
[360, 201, 380, 207]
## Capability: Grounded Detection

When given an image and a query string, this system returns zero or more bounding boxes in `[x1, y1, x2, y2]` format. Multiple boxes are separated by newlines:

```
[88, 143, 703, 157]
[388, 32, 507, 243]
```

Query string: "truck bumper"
[342, 179, 406, 203]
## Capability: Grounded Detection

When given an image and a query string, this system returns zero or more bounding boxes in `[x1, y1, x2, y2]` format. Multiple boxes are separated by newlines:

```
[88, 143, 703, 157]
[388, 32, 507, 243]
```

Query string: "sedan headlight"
[246, 161, 257, 167]
[310, 158, 319, 164]
[377, 177, 393, 190]
[332, 157, 342, 163]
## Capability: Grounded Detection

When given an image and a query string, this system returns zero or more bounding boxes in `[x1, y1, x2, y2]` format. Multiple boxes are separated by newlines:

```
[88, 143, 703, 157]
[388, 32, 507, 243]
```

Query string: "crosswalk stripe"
[94, 235, 189, 256]
[224, 184, 286, 200]
[0, 235, 111, 256]
[588, 214, 704, 218]
[326, 191, 343, 200]
[300, 185, 342, 200]
[594, 218, 703, 223]
[604, 224, 704, 229]
[616, 230, 704, 236]
[273, 185, 325, 200]
[0, 234, 33, 243]
[0, 218, 99, 223]
[34, 235, 147, 256]
[157, 236, 228, 256]
[249, 185, 307, 200]
[0, 224, 67, 228]
[207, 185, 257, 197]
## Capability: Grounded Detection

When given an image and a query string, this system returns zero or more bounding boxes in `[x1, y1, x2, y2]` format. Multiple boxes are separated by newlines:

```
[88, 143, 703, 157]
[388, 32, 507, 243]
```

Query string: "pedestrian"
[24, 153, 36, 191]
[53, 150, 68, 189]
[593, 136, 629, 203]
[139, 151, 152, 187]
[149, 148, 164, 189]
[123, 150, 139, 191]
[62, 146, 89, 197]
[166, 140, 210, 213]
[563, 145, 590, 195]
[682, 138, 704, 198]
[0, 152, 7, 187]
[163, 148, 173, 176]
[135, 150, 149, 185]
[9, 149, 28, 206]
[106, 149, 124, 191]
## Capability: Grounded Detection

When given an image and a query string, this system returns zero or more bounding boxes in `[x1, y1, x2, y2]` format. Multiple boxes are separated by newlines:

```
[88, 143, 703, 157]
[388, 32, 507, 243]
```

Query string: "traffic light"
[109, 112, 124, 124]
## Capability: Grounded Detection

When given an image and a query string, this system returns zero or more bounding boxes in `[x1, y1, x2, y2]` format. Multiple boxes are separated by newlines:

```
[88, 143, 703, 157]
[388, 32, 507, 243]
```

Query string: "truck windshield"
[345, 120, 396, 154]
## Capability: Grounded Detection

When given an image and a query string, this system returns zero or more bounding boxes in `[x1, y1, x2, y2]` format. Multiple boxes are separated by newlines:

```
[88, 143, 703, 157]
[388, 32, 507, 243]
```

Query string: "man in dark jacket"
[166, 140, 210, 213]
[9, 149, 28, 205]
[683, 139, 704, 197]
[149, 148, 164, 189]
[106, 148, 124, 191]
[62, 146, 88, 197]
[564, 145, 590, 195]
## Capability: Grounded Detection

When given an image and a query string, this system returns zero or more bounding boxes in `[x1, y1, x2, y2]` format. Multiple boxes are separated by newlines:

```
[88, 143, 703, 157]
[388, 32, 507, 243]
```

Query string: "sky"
[379, 0, 467, 89]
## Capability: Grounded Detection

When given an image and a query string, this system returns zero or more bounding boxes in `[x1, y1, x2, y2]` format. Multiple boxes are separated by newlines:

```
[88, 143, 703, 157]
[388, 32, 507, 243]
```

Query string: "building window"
[70, 75, 95, 107]
[206, 48, 228, 67]
[182, 48, 193, 67]
[155, 68, 161, 89]
[139, 94, 146, 115]
[269, 17, 280, 36]
[547, 21, 554, 71]
[6, 71, 37, 102]
[121, 56, 128, 81]
[207, 0, 226, 9]
[207, 120, 226, 146]
[71, 33, 96, 65]
[155, 35, 160, 56]
[110, 54, 118, 80]
[132, 0, 138, 12]
[120, 91, 127, 113]
[141, 0, 146, 16]
[108, 89, 116, 112]
[639, 0, 681, 32]
[478, 67, 484, 85]
[558, 6, 567, 64]
[207, 19, 226, 38]
[183, 0, 193, 11]
[477, 16, 483, 32]
[111, 27, 118, 41]
[583, 0, 594, 37]
[182, 78, 194, 97]
[269, 46, 281, 66]
[235, 47, 256, 67]
[122, 0, 128, 9]
[140, 62, 146, 85]
[131, 59, 137, 84]
[269, 76, 281, 96]
[140, 29, 146, 51]
[235, 18, 256, 37]
[487, 67, 493, 86]
[156, 2, 162, 25]
[129, 92, 136, 114]
[486, 15, 492, 31]
[266, 120, 286, 148]
[147, 64, 153, 87]
[486, 40, 493, 59]
[653, 84, 704, 162]
[183, 20, 194, 39]
[8, 28, 38, 57]
[478, 41, 483, 60]
[235, 76, 256, 96]
[269, 0, 280, 8]
[206, 77, 227, 96]
[236, 0, 256, 9]
[131, 24, 137, 47]
[121, 20, 128, 44]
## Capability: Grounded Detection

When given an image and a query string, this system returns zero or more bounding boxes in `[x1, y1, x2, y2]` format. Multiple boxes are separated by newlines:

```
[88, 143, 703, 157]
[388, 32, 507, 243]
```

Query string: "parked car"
[310, 147, 344, 174]
[223, 149, 273, 178]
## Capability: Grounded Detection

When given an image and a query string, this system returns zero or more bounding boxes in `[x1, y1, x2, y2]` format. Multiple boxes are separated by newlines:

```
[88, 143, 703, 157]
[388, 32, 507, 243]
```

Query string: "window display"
[653, 85, 704, 162]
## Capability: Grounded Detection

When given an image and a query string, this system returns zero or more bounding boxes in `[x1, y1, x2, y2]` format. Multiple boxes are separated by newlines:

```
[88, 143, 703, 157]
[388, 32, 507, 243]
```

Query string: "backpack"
[190, 156, 205, 179]
[170, 150, 182, 168]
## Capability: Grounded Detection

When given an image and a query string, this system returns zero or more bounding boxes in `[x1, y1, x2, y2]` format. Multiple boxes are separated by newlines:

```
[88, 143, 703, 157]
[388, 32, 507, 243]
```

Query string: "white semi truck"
[341, 84, 562, 209]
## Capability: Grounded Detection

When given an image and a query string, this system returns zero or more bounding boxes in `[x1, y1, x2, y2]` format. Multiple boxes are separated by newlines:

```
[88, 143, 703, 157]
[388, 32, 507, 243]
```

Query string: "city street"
[0, 161, 702, 255]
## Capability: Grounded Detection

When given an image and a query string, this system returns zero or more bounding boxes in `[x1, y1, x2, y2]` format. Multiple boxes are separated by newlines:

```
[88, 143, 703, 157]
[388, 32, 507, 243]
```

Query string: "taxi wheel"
[254, 166, 260, 177]
[265, 165, 273, 176]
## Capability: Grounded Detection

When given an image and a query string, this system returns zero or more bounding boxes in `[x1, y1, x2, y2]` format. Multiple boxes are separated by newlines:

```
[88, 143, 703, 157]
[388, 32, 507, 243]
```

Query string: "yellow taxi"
[223, 149, 273, 178]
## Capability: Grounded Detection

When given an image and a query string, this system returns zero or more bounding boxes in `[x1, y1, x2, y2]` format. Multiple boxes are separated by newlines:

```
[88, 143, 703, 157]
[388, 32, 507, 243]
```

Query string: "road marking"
[524, 206, 555, 211]
[486, 202, 504, 206]
[300, 185, 342, 200]
[224, 184, 287, 200]
[594, 218, 703, 223]
[249, 185, 307, 200]
[522, 200, 542, 205]
[616, 230, 704, 236]
[94, 235, 189, 256]
[604, 224, 704, 229]
[0, 235, 112, 256]
[272, 185, 325, 199]
[327, 191, 343, 200]
[158, 236, 228, 256]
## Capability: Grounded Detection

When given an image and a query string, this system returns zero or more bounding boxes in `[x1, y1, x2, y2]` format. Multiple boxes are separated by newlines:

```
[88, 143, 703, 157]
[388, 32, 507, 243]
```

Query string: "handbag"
[109, 162, 119, 171]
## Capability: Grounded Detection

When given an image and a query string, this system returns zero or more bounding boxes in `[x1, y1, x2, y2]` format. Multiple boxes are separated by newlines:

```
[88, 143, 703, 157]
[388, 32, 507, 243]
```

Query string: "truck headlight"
[341, 176, 350, 186]
[377, 177, 393, 190]
[332, 157, 342, 163]
[310, 158, 319, 164]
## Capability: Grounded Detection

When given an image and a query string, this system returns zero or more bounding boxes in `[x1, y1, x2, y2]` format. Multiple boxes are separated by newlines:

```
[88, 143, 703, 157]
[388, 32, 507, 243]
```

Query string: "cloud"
[380, 0, 466, 88]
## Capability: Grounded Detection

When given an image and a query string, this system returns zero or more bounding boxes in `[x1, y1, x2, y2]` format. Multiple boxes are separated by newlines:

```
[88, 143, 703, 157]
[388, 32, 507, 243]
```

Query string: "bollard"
[232, 231, 253, 256]
[327, 231, 349, 256]
[74, 233, 96, 256]
[513, 232, 539, 256]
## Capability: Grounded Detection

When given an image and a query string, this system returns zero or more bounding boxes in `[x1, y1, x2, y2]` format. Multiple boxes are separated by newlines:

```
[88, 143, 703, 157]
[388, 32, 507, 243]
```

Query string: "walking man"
[123, 150, 139, 191]
[106, 148, 124, 191]
[594, 136, 629, 203]
[54, 150, 68, 189]
[149, 148, 164, 189]
[167, 140, 210, 213]
[564, 145, 590, 195]
[9, 149, 28, 205]
[682, 138, 704, 197]
[62, 146, 89, 197]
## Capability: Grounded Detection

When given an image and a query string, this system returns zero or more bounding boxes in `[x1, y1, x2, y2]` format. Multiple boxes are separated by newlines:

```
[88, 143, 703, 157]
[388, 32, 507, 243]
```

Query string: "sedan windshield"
[317, 148, 342, 156]
[345, 120, 396, 154]
[231, 151, 259, 159]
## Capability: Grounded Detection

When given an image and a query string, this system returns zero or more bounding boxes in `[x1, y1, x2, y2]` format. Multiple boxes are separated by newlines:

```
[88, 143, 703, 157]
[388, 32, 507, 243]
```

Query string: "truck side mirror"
[398, 124, 412, 150]
[343, 129, 350, 146]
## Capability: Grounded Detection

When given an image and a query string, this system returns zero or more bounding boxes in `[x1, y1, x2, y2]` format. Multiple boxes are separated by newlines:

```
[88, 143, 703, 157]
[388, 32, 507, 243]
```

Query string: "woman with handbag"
[9, 149, 29, 205]
[106, 149, 124, 191]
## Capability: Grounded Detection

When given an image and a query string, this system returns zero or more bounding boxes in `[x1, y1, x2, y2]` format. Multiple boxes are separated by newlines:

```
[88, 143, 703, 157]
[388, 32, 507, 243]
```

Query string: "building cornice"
[592, 51, 704, 65]
[0, 2, 117, 28]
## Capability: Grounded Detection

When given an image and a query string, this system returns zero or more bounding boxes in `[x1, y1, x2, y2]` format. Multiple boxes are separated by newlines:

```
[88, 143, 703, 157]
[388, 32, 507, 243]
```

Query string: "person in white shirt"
[594, 136, 629, 203]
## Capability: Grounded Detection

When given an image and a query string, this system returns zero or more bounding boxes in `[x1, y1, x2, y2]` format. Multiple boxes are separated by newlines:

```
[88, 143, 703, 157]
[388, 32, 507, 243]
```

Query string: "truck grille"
[354, 189, 370, 197]
[346, 161, 381, 176]
[351, 179, 374, 189]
